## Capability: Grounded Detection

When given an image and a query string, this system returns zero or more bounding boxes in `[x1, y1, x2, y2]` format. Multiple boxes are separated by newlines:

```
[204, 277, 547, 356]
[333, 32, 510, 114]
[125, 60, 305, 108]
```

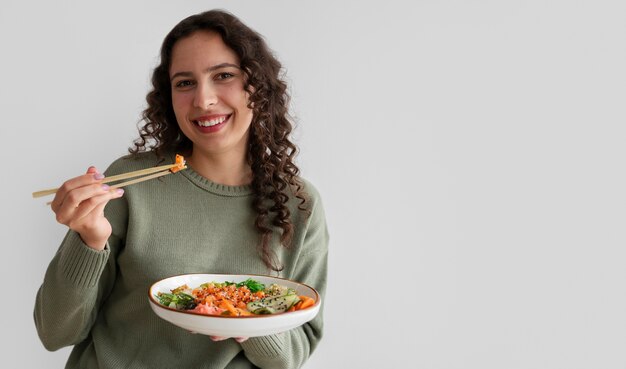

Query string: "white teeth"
[196, 116, 228, 127]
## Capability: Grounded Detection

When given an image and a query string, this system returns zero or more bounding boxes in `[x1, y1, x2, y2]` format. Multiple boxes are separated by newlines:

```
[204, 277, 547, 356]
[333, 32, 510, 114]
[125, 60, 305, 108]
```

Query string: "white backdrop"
[2, 0, 625, 368]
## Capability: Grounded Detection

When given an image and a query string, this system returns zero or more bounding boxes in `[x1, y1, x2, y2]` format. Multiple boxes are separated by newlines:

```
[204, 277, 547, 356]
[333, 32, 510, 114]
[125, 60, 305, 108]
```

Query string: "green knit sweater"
[34, 152, 329, 369]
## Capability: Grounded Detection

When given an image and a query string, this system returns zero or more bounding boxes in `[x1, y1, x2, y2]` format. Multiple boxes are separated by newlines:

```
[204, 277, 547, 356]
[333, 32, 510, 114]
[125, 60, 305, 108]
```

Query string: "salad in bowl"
[148, 273, 321, 337]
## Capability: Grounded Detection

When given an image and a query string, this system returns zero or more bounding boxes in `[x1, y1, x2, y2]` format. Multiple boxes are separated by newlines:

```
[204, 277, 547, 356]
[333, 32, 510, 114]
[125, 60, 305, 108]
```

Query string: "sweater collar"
[175, 154, 254, 197]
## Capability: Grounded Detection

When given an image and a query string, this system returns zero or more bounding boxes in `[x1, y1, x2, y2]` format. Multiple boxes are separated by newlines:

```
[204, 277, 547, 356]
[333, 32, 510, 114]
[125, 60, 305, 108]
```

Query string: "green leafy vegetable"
[237, 278, 266, 293]
[222, 278, 266, 293]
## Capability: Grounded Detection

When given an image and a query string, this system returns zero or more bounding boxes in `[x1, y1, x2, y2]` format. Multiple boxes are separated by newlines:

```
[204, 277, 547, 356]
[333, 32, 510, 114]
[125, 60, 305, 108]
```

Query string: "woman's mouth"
[192, 114, 231, 132]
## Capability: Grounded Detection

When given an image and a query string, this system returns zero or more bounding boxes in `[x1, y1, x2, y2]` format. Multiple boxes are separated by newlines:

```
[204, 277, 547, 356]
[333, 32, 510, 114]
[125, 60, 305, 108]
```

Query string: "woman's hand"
[210, 336, 248, 343]
[50, 166, 124, 250]
[188, 332, 248, 343]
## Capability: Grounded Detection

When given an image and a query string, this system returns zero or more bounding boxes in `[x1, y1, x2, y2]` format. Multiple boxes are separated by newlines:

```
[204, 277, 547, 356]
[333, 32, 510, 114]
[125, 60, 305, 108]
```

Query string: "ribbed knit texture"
[59, 232, 110, 288]
[243, 333, 286, 356]
[34, 152, 329, 369]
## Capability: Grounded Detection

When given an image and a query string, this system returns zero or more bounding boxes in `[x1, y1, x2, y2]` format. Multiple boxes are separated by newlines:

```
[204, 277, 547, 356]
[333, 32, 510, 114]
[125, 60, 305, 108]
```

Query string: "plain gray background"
[2, 0, 625, 368]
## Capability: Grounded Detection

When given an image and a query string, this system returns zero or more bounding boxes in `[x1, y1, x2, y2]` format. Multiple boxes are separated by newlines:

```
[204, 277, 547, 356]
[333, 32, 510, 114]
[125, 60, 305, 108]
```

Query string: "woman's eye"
[175, 80, 194, 88]
[215, 72, 235, 81]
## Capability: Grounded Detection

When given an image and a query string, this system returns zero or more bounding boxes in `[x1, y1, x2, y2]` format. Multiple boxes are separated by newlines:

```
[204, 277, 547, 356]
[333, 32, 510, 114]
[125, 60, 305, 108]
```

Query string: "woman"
[34, 10, 328, 369]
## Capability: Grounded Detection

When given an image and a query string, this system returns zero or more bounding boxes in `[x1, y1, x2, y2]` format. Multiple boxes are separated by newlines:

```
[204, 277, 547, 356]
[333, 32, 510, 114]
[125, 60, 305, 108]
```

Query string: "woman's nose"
[193, 82, 218, 109]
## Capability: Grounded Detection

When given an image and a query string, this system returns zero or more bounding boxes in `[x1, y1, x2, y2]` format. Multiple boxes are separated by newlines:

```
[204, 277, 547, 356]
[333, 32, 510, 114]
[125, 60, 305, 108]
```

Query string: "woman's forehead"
[170, 31, 239, 73]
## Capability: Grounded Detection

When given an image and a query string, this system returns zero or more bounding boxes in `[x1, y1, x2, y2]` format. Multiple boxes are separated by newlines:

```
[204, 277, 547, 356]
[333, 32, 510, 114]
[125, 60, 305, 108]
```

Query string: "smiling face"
[169, 31, 254, 159]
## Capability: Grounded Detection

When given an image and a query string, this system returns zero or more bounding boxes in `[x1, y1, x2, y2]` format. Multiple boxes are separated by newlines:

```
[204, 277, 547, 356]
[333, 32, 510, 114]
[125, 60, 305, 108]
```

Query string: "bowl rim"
[148, 272, 321, 319]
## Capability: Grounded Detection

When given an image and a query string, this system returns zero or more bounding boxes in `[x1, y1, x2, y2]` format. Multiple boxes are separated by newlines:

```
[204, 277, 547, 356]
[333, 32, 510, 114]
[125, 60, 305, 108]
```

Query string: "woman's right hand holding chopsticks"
[50, 166, 124, 251]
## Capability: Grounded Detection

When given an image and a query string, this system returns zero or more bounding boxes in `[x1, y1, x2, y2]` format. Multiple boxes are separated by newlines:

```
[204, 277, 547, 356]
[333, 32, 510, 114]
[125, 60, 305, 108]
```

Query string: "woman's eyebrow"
[170, 63, 240, 81]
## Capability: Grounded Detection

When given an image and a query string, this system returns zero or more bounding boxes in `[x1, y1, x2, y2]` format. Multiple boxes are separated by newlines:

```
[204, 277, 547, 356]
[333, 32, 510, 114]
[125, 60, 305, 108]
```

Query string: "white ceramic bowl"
[148, 273, 321, 337]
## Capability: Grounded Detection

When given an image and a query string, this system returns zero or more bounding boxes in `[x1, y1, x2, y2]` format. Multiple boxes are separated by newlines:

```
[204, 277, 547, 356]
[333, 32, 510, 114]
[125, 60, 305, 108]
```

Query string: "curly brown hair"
[130, 10, 308, 272]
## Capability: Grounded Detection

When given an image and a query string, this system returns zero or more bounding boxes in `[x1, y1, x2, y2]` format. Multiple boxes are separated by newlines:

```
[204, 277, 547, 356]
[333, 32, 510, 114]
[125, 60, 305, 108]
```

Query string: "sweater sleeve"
[33, 231, 120, 351]
[241, 189, 329, 369]
[34, 161, 129, 352]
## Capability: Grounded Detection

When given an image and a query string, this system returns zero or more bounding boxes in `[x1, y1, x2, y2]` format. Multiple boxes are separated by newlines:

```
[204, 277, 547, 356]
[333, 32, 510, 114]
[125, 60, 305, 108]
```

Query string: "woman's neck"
[186, 149, 252, 186]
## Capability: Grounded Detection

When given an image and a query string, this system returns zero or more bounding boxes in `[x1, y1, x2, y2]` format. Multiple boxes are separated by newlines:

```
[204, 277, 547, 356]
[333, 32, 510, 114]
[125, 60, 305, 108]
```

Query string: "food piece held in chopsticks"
[170, 154, 186, 173]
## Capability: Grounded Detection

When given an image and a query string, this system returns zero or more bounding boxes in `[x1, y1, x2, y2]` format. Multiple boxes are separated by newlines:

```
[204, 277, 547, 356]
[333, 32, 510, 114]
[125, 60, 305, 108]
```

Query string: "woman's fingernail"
[102, 184, 110, 191]
[94, 173, 105, 180]
[87, 166, 97, 174]
[116, 189, 124, 195]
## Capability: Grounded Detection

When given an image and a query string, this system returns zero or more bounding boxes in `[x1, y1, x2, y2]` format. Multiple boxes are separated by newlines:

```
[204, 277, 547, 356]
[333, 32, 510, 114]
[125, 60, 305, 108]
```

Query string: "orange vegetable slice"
[170, 154, 186, 173]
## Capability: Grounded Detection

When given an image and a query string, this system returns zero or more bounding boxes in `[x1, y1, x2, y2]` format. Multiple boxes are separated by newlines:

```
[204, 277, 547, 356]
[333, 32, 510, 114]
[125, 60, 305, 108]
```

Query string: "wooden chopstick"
[109, 169, 173, 189]
[98, 163, 179, 185]
[43, 168, 186, 205]
[32, 163, 181, 198]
